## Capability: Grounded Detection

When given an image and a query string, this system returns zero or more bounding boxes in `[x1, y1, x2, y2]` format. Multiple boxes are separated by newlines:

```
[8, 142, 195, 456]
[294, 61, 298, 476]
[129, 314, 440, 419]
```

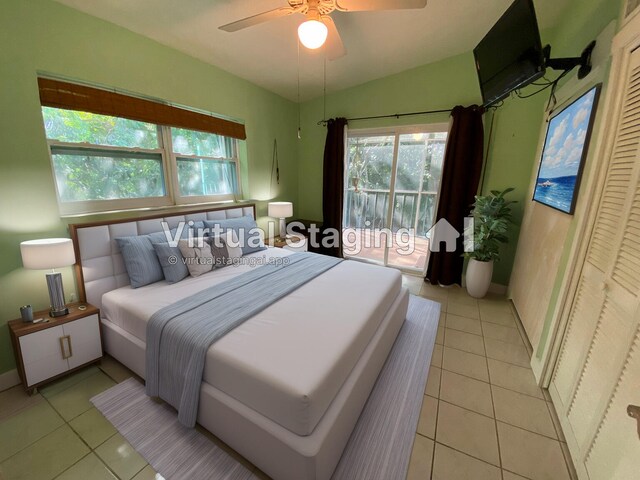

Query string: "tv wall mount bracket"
[544, 40, 596, 80]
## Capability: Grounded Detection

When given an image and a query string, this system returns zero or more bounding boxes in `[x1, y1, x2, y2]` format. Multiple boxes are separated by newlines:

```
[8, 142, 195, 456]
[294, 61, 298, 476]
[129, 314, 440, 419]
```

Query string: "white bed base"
[101, 289, 409, 480]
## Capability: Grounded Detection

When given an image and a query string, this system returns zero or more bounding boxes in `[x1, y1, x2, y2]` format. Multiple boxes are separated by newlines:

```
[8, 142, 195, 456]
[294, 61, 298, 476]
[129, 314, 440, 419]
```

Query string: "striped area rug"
[91, 295, 439, 480]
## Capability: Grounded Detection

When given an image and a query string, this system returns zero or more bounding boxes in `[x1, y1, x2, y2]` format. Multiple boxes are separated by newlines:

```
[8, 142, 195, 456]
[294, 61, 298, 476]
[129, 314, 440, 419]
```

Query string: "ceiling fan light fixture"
[298, 19, 328, 49]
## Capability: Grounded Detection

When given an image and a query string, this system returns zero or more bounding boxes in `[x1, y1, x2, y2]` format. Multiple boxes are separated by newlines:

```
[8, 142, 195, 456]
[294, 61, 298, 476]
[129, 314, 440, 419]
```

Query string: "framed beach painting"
[533, 84, 601, 214]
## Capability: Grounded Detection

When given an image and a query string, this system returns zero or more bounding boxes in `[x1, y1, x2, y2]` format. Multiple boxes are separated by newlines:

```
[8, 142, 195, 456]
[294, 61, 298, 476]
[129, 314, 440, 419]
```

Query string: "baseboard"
[0, 369, 20, 392]
[488, 283, 508, 295]
[460, 275, 508, 295]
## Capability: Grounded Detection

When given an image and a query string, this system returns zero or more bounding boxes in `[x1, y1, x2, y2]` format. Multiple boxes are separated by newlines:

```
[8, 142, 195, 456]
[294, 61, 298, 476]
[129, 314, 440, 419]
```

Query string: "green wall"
[297, 53, 481, 221]
[480, 94, 547, 284]
[296, 0, 620, 287]
[297, 51, 548, 285]
[531, 0, 621, 359]
[0, 0, 299, 375]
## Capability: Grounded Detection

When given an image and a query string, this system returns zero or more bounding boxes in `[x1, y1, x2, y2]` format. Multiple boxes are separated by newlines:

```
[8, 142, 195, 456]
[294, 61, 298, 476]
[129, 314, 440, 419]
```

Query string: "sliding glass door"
[343, 125, 448, 274]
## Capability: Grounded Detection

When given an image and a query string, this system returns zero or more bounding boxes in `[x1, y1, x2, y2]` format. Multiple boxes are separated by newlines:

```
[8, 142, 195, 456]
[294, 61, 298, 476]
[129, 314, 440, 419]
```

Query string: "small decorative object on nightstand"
[268, 201, 294, 239]
[20, 238, 76, 317]
[8, 303, 103, 394]
[266, 234, 308, 252]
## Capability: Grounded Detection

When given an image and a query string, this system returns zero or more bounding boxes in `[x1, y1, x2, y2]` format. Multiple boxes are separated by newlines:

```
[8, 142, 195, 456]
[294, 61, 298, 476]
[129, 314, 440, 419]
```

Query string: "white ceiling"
[53, 0, 570, 102]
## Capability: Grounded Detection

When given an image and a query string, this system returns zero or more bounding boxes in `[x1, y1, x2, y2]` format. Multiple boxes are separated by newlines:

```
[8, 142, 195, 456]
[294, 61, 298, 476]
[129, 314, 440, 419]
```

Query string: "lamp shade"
[268, 202, 293, 218]
[20, 238, 76, 270]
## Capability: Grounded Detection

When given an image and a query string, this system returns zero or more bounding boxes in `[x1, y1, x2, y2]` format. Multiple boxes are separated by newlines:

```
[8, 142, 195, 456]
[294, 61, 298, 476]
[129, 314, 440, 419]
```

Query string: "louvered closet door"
[549, 48, 640, 480]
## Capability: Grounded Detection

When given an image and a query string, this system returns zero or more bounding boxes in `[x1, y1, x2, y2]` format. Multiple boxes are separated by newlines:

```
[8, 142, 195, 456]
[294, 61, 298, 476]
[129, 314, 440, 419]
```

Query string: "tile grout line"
[444, 321, 516, 338]
[1, 365, 142, 480]
[436, 438, 502, 469]
[0, 393, 69, 466]
[437, 398, 494, 421]
[46, 377, 122, 480]
[483, 314, 505, 480]
[433, 395, 564, 443]
[494, 418, 570, 449]
[417, 435, 505, 472]
[429, 333, 445, 480]
[422, 291, 573, 480]
[482, 344, 532, 369]
[439, 354, 546, 400]
[0, 423, 65, 469]
[94, 362, 152, 480]
[502, 467, 534, 480]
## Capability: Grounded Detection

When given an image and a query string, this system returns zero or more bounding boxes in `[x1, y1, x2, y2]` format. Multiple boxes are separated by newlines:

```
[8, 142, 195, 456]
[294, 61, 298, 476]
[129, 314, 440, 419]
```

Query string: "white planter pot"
[466, 259, 494, 299]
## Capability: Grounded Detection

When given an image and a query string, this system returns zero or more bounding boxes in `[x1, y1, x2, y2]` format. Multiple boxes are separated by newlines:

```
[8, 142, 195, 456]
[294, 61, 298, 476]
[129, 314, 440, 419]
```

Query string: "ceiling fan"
[219, 0, 428, 60]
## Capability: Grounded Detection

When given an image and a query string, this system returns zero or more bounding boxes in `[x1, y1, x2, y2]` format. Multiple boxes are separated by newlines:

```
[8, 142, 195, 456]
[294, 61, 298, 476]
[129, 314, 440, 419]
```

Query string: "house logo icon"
[426, 218, 474, 253]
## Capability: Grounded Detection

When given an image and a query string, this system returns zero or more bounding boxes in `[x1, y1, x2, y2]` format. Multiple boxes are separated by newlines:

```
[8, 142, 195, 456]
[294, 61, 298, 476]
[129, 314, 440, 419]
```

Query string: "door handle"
[628, 405, 640, 440]
[59, 335, 73, 360]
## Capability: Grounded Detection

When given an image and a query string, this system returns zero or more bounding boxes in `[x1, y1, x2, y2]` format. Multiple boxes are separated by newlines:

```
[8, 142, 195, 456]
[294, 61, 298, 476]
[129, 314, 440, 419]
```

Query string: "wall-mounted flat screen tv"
[474, 0, 546, 107]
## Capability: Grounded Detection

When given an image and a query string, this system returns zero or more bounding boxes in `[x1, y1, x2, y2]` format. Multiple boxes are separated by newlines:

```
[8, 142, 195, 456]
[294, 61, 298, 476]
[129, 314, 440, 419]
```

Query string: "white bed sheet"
[101, 248, 401, 436]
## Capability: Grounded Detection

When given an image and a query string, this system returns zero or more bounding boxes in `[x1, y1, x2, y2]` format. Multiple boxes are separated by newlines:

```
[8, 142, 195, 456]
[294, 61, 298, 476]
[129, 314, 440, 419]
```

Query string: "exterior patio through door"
[342, 124, 448, 275]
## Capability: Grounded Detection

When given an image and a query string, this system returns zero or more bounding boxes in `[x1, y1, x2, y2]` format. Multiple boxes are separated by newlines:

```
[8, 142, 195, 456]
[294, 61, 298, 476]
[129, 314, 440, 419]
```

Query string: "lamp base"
[46, 272, 68, 318]
[50, 306, 69, 317]
[279, 218, 288, 239]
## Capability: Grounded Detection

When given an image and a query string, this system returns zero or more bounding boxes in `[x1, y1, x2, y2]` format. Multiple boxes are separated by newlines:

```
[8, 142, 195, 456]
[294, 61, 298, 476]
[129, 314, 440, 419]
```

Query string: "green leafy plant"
[465, 188, 516, 262]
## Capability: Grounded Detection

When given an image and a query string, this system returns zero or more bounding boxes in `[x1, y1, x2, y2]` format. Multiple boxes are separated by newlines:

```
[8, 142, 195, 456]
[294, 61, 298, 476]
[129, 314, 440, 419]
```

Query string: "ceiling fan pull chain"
[298, 38, 302, 139]
[271, 138, 280, 196]
[323, 54, 327, 121]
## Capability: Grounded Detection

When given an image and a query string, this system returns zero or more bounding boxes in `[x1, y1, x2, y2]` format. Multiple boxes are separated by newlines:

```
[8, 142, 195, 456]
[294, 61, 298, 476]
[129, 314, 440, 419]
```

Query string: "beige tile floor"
[403, 274, 578, 480]
[0, 275, 577, 480]
[0, 359, 159, 480]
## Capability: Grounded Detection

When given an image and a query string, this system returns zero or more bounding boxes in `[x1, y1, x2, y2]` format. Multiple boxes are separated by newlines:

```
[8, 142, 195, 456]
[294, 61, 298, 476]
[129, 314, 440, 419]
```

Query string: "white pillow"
[178, 238, 214, 277]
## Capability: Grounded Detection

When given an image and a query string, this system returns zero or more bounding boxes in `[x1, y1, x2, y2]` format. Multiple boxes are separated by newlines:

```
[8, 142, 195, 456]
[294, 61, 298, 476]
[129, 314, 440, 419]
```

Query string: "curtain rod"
[317, 108, 453, 126]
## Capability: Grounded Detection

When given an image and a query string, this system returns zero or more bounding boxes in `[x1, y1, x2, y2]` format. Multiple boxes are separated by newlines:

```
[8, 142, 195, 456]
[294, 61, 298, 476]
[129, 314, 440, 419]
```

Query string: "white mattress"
[101, 248, 401, 436]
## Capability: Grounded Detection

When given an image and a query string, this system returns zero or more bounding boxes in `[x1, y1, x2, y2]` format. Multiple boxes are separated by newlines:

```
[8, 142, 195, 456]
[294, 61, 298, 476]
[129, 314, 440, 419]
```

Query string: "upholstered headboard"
[69, 204, 256, 309]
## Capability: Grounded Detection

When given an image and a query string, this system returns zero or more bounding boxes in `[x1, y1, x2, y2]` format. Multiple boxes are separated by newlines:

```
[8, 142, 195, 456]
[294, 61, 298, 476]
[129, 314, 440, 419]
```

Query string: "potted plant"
[464, 188, 516, 298]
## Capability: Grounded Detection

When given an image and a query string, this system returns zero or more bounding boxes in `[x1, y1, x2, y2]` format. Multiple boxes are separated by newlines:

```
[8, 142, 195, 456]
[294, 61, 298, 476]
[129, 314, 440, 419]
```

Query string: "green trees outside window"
[41, 107, 239, 213]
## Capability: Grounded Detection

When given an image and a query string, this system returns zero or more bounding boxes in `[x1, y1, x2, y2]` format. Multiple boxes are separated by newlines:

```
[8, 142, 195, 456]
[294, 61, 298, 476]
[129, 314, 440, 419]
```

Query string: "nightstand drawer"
[63, 314, 102, 369]
[19, 325, 68, 387]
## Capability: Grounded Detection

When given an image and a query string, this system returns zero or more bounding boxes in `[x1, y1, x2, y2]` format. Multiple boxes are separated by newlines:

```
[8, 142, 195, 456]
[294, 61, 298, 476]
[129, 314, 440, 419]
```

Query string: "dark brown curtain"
[426, 105, 484, 286]
[321, 118, 348, 257]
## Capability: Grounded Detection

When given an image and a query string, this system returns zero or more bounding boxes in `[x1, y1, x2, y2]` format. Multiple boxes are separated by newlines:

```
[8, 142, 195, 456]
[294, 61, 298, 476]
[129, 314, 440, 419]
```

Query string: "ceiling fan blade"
[219, 7, 295, 32]
[336, 0, 427, 12]
[322, 16, 346, 60]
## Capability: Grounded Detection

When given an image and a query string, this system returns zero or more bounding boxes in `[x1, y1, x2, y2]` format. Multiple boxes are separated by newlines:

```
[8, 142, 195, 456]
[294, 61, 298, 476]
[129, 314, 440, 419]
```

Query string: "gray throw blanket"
[145, 252, 343, 427]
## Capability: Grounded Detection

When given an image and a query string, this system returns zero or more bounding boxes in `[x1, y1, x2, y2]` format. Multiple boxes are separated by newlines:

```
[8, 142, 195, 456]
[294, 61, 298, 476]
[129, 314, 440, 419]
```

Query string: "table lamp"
[20, 238, 76, 317]
[268, 202, 293, 239]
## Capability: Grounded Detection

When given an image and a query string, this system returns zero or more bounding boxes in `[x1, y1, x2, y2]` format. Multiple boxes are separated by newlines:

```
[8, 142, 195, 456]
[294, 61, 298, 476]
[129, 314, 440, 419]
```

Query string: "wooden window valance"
[38, 78, 246, 140]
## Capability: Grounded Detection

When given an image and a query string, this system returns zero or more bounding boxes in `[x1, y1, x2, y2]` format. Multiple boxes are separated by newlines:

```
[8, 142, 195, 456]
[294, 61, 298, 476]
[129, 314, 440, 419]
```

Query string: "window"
[170, 127, 238, 198]
[42, 107, 240, 215]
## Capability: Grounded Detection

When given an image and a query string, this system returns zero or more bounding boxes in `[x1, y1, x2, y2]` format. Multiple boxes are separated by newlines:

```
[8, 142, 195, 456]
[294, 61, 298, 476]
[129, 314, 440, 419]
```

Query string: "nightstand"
[8, 303, 103, 394]
[266, 234, 308, 252]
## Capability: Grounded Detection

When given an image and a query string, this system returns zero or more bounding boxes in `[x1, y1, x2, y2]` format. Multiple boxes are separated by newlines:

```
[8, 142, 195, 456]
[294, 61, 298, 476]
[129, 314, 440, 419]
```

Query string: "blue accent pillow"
[152, 242, 189, 283]
[204, 216, 265, 255]
[116, 232, 166, 288]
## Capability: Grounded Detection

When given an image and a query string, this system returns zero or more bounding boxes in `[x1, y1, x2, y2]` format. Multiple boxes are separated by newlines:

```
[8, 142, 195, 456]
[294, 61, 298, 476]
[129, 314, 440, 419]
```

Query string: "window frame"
[43, 112, 241, 216]
[161, 127, 240, 207]
[343, 122, 450, 275]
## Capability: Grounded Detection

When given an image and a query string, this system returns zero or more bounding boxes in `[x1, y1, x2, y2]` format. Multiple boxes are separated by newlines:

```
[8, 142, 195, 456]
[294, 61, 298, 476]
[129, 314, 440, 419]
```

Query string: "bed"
[70, 204, 409, 480]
